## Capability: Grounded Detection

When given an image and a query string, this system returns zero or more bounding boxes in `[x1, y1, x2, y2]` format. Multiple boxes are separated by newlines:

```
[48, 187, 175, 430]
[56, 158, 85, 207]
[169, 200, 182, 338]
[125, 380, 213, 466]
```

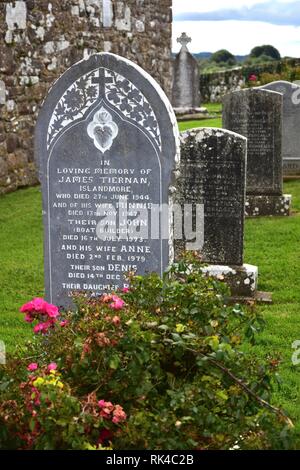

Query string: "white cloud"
[173, 0, 269, 14]
[173, 1, 300, 27]
[173, 0, 298, 14]
[172, 20, 300, 56]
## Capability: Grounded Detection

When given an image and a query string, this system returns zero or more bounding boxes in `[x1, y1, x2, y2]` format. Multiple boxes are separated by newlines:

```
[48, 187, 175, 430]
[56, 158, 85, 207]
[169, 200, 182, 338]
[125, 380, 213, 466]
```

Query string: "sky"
[172, 0, 300, 56]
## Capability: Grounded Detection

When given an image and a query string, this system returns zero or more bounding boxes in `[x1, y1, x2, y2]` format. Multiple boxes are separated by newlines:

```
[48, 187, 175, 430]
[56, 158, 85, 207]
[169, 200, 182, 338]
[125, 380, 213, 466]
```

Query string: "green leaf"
[109, 355, 121, 370]
[158, 325, 169, 331]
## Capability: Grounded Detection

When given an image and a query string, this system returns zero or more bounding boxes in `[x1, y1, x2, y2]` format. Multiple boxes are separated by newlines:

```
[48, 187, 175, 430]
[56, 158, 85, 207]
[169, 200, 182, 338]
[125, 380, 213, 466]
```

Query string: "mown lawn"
[1, 110, 300, 438]
[179, 118, 222, 132]
[244, 179, 300, 435]
[0, 186, 44, 349]
[178, 102, 222, 132]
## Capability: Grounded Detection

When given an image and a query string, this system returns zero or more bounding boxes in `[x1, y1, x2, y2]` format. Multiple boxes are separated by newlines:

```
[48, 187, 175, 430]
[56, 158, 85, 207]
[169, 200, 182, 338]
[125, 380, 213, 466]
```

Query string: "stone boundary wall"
[200, 58, 300, 102]
[0, 0, 172, 194]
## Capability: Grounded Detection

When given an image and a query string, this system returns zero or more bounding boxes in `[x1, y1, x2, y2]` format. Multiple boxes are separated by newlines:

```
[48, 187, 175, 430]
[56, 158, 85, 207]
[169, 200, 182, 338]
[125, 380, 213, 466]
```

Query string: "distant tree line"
[200, 45, 282, 73]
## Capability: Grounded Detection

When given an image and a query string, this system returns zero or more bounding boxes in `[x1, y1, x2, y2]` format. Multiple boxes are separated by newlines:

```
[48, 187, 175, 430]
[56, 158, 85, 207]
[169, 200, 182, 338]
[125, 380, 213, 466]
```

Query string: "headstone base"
[202, 264, 258, 297]
[245, 194, 292, 217]
[283, 159, 300, 177]
[174, 107, 209, 121]
[229, 291, 273, 304]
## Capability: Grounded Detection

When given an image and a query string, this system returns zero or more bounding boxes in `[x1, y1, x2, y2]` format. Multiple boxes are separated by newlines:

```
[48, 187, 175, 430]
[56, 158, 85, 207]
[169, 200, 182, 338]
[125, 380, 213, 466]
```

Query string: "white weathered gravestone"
[35, 53, 179, 308]
[259, 81, 300, 176]
[172, 33, 200, 109]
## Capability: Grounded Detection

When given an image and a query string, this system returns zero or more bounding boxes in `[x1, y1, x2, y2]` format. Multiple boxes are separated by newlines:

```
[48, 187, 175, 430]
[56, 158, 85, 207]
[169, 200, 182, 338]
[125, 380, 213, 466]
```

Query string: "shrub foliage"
[0, 255, 293, 450]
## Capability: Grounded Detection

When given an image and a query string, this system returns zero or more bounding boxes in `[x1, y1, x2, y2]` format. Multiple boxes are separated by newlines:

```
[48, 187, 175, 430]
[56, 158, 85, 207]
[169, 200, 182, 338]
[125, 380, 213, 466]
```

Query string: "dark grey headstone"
[259, 81, 300, 176]
[174, 128, 247, 266]
[172, 33, 200, 108]
[223, 88, 283, 196]
[35, 53, 179, 308]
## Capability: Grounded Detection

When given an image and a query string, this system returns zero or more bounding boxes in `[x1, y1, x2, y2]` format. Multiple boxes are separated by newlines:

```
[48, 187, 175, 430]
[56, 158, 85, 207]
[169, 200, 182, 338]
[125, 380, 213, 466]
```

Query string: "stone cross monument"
[172, 32, 200, 109]
[177, 32, 192, 50]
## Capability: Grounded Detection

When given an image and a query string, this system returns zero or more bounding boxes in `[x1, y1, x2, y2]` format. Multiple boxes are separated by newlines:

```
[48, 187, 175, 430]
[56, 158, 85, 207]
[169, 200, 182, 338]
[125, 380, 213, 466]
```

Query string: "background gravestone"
[172, 33, 200, 109]
[175, 127, 258, 297]
[259, 81, 300, 176]
[35, 53, 179, 308]
[223, 88, 292, 217]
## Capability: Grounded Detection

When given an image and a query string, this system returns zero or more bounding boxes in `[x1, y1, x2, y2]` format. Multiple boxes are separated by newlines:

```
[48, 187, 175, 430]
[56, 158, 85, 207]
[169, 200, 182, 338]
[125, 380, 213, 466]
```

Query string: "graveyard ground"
[0, 106, 300, 436]
[178, 102, 222, 132]
[1, 181, 300, 435]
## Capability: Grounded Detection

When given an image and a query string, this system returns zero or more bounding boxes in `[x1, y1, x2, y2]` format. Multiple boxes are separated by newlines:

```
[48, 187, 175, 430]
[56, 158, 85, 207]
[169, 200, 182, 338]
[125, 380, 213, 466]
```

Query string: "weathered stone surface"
[175, 107, 209, 122]
[6, 133, 19, 154]
[172, 33, 200, 108]
[223, 88, 283, 197]
[0, 0, 173, 194]
[175, 128, 246, 266]
[0, 80, 6, 104]
[199, 58, 300, 103]
[174, 127, 259, 297]
[202, 264, 258, 297]
[245, 194, 292, 217]
[0, 157, 8, 177]
[259, 81, 300, 176]
[36, 53, 179, 308]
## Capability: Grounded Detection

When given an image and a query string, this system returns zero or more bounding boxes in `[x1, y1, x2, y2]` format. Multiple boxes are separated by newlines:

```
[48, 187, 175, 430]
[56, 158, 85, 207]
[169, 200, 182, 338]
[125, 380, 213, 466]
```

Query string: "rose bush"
[0, 255, 294, 450]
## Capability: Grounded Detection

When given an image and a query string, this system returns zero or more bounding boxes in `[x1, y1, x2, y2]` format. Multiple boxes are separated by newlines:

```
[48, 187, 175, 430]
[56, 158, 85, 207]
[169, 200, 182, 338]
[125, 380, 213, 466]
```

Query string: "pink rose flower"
[112, 404, 127, 424]
[112, 300, 125, 310]
[32, 298, 48, 312]
[33, 323, 46, 334]
[46, 304, 59, 318]
[24, 313, 34, 323]
[20, 301, 35, 313]
[112, 316, 121, 326]
[47, 362, 57, 371]
[98, 400, 114, 417]
[27, 363, 38, 371]
[110, 296, 125, 310]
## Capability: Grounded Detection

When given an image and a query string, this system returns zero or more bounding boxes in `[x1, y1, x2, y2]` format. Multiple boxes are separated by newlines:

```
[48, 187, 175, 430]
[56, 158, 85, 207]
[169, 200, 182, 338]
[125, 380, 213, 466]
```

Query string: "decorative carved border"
[47, 67, 161, 151]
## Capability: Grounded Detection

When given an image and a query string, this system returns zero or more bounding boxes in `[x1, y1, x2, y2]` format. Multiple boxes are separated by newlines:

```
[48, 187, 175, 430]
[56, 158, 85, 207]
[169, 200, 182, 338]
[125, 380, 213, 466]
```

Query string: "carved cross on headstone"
[177, 32, 192, 50]
[91, 69, 105, 94]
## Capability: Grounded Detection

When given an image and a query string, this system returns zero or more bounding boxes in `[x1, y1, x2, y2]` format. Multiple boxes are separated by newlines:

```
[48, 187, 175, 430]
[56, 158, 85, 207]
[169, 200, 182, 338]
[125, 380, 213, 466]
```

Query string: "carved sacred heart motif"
[87, 107, 119, 153]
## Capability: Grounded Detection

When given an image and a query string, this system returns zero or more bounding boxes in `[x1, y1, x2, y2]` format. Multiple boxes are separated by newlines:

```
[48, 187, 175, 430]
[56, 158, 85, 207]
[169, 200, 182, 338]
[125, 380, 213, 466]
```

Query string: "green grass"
[243, 180, 300, 433]
[203, 102, 222, 115]
[178, 103, 222, 132]
[179, 118, 222, 132]
[0, 186, 44, 350]
[1, 180, 300, 436]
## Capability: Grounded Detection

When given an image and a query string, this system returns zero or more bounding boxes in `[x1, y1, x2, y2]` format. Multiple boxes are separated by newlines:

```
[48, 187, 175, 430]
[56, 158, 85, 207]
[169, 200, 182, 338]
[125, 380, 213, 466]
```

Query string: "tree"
[250, 45, 281, 61]
[211, 49, 237, 65]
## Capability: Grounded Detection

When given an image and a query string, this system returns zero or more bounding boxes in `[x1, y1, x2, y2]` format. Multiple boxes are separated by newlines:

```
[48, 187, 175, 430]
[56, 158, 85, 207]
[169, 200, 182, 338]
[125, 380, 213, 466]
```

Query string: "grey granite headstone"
[259, 81, 300, 176]
[172, 33, 200, 109]
[35, 53, 179, 308]
[223, 88, 291, 217]
[174, 128, 258, 297]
